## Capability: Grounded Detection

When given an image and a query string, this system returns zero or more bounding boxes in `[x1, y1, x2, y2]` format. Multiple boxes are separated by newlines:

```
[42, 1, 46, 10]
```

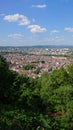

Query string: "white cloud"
[32, 4, 47, 8]
[51, 30, 59, 34]
[4, 13, 30, 25]
[8, 33, 24, 38]
[28, 25, 47, 33]
[65, 27, 73, 32]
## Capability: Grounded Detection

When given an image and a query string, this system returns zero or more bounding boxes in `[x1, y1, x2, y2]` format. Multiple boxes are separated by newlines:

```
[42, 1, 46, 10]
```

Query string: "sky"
[0, 0, 73, 46]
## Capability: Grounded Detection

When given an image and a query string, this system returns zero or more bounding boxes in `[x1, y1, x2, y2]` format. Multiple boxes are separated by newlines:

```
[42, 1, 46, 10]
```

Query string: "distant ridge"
[30, 45, 73, 48]
[0, 45, 73, 48]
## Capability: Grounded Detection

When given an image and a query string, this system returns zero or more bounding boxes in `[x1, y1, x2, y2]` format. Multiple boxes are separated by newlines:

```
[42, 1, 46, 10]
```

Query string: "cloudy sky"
[0, 0, 73, 46]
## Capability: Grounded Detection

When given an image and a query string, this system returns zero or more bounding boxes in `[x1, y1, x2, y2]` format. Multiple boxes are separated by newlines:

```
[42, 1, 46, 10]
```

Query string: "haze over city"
[0, 0, 73, 46]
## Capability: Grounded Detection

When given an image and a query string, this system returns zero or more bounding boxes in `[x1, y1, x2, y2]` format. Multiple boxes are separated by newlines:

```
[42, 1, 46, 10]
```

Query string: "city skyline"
[0, 0, 73, 46]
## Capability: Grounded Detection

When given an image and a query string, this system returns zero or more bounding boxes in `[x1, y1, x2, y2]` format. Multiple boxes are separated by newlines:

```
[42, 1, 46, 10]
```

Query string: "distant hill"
[0, 45, 73, 49]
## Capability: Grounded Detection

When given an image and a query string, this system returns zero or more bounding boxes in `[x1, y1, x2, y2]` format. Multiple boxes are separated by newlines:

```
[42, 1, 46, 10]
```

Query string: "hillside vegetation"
[0, 55, 73, 130]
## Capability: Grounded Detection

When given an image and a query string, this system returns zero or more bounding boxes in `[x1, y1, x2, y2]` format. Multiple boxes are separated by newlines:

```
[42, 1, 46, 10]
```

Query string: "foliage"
[41, 60, 45, 64]
[23, 64, 36, 70]
[34, 69, 40, 74]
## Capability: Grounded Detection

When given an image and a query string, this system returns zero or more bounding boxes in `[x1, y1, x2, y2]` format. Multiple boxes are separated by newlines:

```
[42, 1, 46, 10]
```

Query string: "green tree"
[67, 64, 73, 85]
[23, 64, 36, 70]
[0, 55, 17, 103]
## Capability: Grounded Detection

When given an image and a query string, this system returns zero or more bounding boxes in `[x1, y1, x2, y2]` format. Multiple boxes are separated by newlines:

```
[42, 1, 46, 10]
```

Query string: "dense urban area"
[0, 46, 73, 78]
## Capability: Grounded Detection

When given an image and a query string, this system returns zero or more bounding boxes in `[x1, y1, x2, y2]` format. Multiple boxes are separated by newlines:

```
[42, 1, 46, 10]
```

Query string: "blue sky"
[0, 0, 73, 46]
